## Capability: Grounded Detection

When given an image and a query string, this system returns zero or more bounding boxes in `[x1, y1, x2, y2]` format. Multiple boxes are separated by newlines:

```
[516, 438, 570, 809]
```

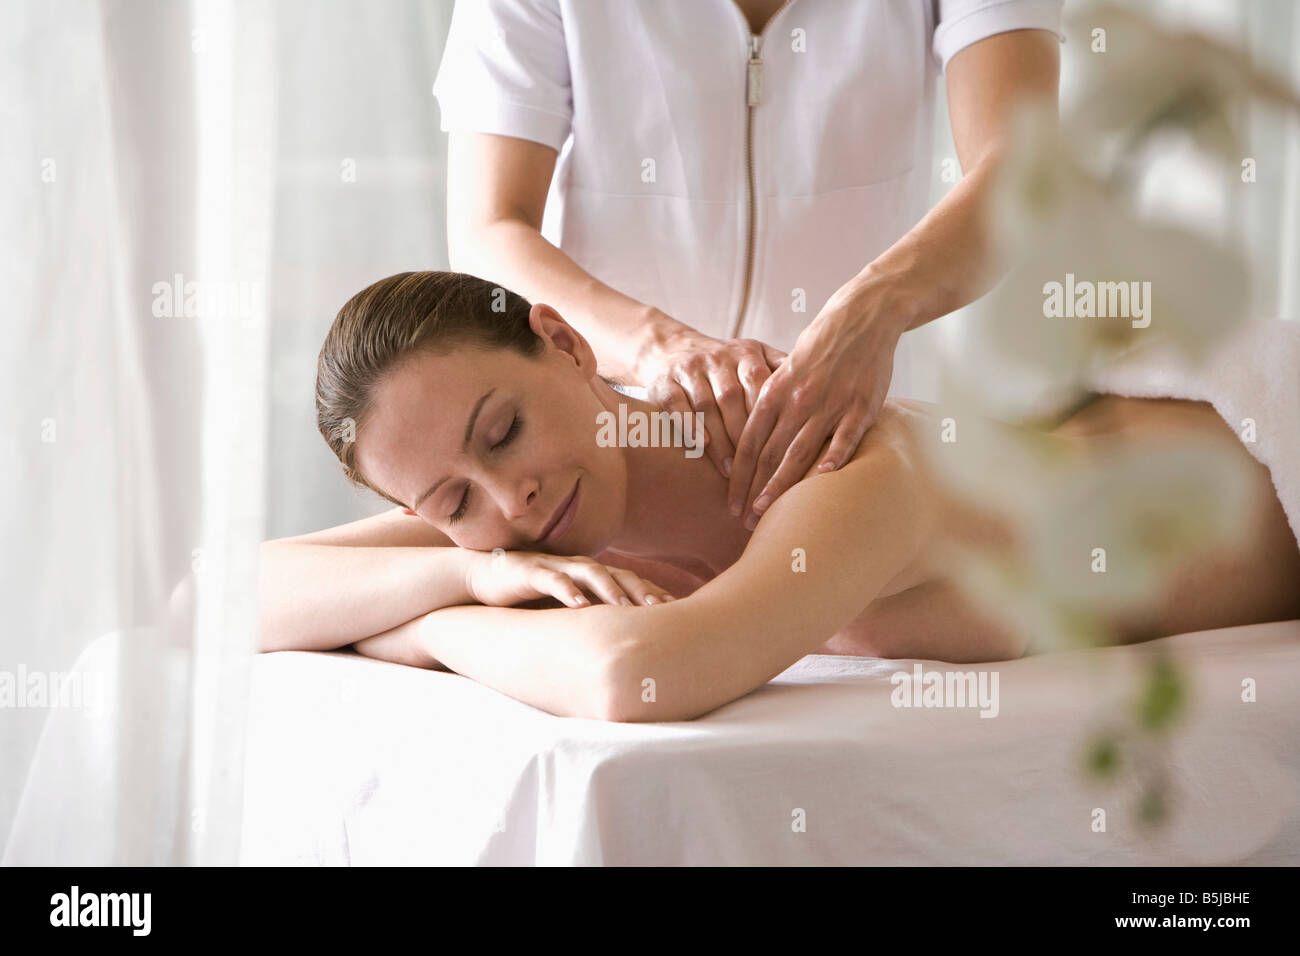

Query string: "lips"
[538, 478, 580, 547]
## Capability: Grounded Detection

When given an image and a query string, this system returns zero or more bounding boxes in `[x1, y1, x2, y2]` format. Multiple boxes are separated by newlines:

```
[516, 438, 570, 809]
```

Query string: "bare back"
[819, 396, 1300, 660]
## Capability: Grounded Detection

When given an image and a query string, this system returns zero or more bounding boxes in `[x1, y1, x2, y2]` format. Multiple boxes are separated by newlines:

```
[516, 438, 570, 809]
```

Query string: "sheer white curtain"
[263, 0, 453, 541]
[2, 0, 453, 866]
[2, 0, 274, 865]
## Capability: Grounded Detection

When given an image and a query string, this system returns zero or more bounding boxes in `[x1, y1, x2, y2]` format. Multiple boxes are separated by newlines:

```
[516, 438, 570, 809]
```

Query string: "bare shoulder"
[752, 398, 944, 566]
[629, 405, 951, 720]
[774, 398, 964, 585]
[817, 398, 945, 488]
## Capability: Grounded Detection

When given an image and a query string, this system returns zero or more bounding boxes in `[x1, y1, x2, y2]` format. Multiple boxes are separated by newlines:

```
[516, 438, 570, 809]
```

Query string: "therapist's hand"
[638, 327, 787, 478]
[727, 282, 907, 529]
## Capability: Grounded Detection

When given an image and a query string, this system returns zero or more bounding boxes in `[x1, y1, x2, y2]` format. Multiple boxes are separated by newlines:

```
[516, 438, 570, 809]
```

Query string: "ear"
[528, 302, 598, 377]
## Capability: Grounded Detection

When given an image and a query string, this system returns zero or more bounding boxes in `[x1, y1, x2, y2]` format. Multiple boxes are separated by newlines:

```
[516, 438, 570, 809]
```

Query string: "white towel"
[609, 381, 649, 400]
[1085, 319, 1300, 548]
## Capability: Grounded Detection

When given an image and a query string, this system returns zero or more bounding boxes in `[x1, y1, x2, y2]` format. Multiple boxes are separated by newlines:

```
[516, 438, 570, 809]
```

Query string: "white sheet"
[238, 620, 1300, 866]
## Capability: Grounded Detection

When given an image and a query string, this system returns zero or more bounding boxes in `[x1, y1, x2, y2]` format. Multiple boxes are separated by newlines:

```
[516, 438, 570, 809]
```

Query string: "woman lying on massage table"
[259, 271, 1300, 722]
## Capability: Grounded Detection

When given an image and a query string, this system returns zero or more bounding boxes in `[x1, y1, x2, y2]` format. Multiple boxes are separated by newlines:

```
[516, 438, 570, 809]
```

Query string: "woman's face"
[353, 306, 628, 555]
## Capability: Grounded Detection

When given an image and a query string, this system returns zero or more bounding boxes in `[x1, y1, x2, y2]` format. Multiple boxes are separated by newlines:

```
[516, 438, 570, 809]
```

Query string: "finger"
[744, 408, 810, 521]
[727, 374, 788, 516]
[761, 342, 788, 370]
[533, 569, 590, 608]
[751, 418, 833, 517]
[649, 376, 705, 450]
[572, 562, 635, 606]
[706, 365, 751, 469]
[818, 406, 876, 473]
[674, 369, 733, 475]
[649, 375, 715, 468]
[734, 352, 772, 417]
[609, 568, 674, 605]
[647, 377, 697, 428]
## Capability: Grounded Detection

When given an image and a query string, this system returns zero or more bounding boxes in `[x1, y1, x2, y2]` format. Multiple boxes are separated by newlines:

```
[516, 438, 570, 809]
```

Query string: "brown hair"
[316, 271, 544, 504]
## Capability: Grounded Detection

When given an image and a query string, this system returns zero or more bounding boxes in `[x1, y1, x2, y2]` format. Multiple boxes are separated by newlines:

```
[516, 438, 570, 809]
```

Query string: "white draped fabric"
[2, 0, 276, 864]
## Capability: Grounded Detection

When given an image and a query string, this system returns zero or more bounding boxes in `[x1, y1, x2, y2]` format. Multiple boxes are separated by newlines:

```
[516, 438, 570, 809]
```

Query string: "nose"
[480, 468, 540, 522]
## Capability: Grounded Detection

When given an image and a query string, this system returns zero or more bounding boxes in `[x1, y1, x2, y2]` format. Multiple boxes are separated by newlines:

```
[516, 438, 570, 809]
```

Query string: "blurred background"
[2, 0, 1298, 863]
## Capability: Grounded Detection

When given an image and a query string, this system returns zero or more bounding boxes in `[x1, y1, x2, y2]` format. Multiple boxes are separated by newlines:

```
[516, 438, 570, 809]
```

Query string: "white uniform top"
[433, 0, 1064, 397]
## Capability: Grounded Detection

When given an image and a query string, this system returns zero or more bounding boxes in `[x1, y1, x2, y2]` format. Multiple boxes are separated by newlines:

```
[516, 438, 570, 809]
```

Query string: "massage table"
[6, 618, 1298, 866]
[237, 619, 1300, 865]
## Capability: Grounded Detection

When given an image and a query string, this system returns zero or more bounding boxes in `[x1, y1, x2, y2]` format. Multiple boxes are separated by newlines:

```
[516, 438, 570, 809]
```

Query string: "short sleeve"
[933, 0, 1065, 72]
[432, 0, 572, 152]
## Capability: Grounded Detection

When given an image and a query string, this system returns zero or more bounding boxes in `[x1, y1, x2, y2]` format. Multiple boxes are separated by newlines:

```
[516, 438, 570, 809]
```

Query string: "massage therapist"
[431, 0, 1062, 529]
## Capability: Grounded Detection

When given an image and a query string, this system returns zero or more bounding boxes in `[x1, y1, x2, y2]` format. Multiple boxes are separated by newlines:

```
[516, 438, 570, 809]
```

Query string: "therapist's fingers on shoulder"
[675, 371, 733, 472]
[734, 353, 771, 415]
[820, 406, 876, 472]
[647, 377, 697, 432]
[727, 367, 788, 485]
[726, 399, 780, 516]
[647, 375, 720, 469]
[706, 366, 750, 453]
[745, 412, 808, 516]
[753, 419, 833, 515]
[759, 342, 787, 370]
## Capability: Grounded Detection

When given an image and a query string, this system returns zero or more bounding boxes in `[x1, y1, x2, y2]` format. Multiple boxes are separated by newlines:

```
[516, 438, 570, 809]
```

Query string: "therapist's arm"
[445, 131, 782, 479]
[728, 28, 1061, 527]
[863, 28, 1063, 331]
[445, 132, 672, 384]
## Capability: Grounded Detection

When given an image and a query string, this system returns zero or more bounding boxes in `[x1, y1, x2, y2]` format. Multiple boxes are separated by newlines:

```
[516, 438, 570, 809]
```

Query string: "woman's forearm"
[457, 217, 687, 381]
[257, 542, 479, 653]
[355, 602, 638, 720]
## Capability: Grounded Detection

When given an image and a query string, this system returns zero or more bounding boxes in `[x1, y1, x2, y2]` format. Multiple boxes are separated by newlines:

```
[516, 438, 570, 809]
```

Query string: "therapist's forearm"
[850, 27, 1061, 336]
[453, 217, 687, 382]
[841, 153, 1006, 335]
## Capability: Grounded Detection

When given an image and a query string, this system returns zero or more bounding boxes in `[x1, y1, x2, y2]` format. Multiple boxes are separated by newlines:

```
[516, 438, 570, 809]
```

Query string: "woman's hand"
[465, 549, 676, 609]
[728, 280, 908, 529]
[637, 325, 787, 478]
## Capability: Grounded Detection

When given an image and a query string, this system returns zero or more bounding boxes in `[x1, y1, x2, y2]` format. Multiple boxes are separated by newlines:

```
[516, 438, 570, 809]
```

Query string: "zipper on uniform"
[730, 1, 793, 340]
[731, 34, 762, 339]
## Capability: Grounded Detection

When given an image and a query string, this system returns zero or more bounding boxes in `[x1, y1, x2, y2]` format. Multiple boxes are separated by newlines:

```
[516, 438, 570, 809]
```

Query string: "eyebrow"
[408, 388, 496, 512]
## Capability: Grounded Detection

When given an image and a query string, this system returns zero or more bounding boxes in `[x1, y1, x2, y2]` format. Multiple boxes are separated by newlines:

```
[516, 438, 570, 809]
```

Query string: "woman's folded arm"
[353, 602, 639, 721]
[257, 505, 470, 653]
[258, 542, 479, 653]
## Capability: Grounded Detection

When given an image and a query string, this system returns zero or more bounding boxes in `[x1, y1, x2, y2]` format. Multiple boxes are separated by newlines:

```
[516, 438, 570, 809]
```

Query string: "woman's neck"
[593, 381, 749, 576]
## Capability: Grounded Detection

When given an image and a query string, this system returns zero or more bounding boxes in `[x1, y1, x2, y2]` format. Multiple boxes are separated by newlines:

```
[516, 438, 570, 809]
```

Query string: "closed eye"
[448, 487, 470, 524]
[447, 416, 523, 524]
[495, 415, 522, 449]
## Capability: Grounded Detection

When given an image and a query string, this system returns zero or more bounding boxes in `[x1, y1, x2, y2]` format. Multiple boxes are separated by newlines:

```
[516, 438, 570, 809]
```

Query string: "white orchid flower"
[1022, 436, 1254, 614]
[973, 102, 1249, 413]
[1064, 3, 1300, 168]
